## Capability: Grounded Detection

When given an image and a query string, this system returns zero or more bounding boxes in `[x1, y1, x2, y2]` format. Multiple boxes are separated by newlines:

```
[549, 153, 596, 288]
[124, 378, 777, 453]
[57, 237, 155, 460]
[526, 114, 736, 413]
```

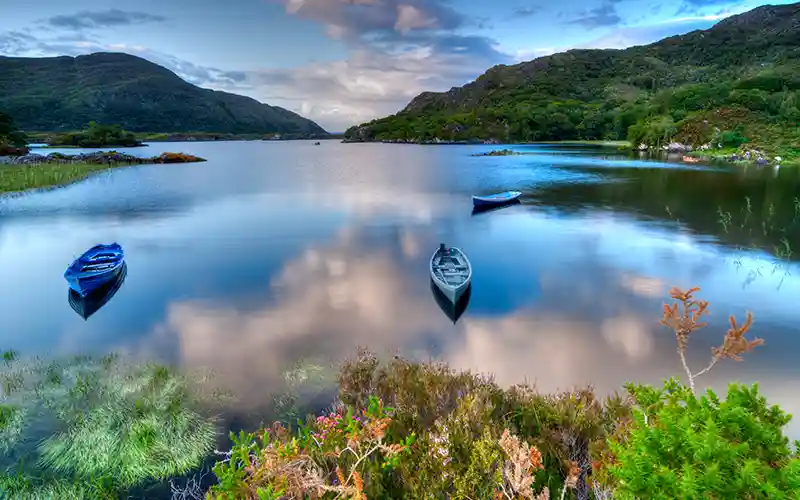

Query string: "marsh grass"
[715, 196, 798, 289]
[0, 351, 219, 499]
[0, 162, 140, 194]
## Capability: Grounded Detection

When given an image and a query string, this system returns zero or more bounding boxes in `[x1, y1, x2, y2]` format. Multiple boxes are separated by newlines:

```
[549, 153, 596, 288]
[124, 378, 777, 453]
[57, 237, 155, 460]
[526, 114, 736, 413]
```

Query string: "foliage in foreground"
[208, 287, 800, 499]
[600, 379, 800, 499]
[0, 354, 218, 499]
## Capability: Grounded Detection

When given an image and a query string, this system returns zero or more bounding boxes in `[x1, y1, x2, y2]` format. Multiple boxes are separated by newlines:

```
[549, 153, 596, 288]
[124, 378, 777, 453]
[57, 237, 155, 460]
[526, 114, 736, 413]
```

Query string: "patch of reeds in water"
[0, 352, 218, 499]
[0, 162, 142, 194]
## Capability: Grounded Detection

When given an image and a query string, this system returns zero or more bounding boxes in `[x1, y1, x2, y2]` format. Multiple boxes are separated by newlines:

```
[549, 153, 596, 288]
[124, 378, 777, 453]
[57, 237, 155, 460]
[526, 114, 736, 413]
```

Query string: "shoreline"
[0, 161, 145, 195]
[344, 137, 794, 167]
[0, 152, 206, 195]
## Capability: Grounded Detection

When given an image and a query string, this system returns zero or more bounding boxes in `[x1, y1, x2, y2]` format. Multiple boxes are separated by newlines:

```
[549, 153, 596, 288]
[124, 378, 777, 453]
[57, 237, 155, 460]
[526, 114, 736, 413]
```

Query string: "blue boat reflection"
[67, 262, 128, 320]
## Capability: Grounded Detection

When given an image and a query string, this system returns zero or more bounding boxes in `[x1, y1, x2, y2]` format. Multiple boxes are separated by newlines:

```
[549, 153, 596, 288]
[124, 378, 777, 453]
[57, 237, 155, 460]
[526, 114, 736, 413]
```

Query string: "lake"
[1, 140, 799, 434]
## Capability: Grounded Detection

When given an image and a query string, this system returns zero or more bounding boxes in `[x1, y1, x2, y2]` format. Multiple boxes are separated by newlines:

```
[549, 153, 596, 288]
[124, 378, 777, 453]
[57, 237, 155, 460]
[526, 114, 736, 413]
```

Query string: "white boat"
[430, 243, 472, 303]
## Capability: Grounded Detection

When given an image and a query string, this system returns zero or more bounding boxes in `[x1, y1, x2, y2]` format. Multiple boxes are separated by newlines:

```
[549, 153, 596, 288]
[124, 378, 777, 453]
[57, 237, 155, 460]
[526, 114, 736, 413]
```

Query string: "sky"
[0, 0, 795, 132]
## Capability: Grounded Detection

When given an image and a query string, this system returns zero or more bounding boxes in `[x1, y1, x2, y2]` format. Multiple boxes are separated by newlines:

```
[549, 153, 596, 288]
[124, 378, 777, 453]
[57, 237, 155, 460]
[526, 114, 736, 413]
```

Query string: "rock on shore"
[0, 151, 206, 165]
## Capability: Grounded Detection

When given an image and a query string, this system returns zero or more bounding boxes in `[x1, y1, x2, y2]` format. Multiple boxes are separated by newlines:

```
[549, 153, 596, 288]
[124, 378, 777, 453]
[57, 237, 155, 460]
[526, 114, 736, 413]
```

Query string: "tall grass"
[0, 162, 140, 194]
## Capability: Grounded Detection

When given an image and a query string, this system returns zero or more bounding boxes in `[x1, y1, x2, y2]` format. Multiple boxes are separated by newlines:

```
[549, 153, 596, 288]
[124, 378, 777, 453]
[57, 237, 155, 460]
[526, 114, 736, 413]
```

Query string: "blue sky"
[0, 0, 794, 131]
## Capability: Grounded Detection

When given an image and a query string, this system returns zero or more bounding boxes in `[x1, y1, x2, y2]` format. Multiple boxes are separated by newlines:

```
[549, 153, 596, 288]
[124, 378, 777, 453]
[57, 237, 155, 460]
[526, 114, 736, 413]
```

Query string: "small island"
[32, 121, 144, 148]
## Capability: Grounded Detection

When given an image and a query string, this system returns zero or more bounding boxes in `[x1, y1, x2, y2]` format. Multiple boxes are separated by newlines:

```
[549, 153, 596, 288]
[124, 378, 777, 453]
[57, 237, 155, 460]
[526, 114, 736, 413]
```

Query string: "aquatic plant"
[0, 353, 218, 498]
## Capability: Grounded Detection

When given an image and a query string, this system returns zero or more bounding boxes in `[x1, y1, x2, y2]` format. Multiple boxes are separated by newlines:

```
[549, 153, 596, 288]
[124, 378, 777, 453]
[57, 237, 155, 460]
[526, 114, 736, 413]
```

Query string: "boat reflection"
[430, 279, 472, 324]
[67, 262, 128, 320]
[471, 199, 521, 216]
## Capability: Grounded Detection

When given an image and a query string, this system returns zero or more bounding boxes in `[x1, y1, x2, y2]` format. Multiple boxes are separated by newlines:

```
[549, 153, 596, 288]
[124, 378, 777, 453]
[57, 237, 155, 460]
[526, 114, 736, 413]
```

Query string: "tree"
[0, 111, 28, 148]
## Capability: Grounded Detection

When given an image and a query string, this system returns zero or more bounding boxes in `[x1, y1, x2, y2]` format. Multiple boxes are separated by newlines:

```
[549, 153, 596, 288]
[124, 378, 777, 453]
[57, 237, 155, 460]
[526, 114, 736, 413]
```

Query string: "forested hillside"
[345, 3, 799, 155]
[0, 52, 328, 137]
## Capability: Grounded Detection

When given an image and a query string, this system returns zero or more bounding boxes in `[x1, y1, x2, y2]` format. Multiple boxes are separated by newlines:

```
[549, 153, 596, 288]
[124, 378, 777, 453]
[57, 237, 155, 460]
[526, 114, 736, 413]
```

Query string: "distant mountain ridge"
[344, 2, 799, 146]
[0, 52, 328, 137]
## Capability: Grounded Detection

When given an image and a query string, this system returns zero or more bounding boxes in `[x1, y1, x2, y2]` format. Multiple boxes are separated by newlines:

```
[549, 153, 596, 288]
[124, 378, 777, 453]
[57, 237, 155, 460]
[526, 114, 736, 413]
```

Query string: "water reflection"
[67, 262, 128, 320]
[430, 280, 472, 324]
[1, 141, 799, 437]
[471, 199, 521, 216]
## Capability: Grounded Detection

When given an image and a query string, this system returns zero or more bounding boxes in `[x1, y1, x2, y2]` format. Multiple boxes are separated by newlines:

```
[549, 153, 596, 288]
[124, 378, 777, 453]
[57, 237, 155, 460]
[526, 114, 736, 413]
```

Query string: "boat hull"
[65, 262, 124, 297]
[432, 278, 470, 304]
[64, 243, 126, 297]
[68, 262, 128, 319]
[472, 191, 522, 208]
[429, 245, 472, 305]
[430, 280, 471, 323]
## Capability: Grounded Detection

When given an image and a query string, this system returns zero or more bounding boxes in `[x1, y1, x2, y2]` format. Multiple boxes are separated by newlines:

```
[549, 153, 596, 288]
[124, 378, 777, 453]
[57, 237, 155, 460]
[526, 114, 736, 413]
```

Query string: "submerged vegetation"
[0, 354, 218, 499]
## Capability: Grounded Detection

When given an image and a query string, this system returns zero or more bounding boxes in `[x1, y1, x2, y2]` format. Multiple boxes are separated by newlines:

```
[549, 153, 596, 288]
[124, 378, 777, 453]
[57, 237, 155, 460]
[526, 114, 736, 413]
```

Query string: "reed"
[0, 162, 141, 194]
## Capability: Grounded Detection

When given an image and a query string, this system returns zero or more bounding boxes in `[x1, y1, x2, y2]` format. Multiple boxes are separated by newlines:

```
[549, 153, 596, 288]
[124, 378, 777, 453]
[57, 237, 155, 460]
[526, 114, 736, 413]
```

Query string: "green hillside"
[344, 3, 799, 159]
[0, 52, 328, 137]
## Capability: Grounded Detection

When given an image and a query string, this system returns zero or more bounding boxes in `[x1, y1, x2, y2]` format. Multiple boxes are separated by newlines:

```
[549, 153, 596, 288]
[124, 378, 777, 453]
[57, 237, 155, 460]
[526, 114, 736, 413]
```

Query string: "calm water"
[2, 140, 800, 433]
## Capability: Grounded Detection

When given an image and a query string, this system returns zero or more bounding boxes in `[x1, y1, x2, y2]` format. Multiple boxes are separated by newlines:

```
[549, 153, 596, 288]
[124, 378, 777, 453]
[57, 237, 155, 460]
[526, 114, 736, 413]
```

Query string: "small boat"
[472, 191, 522, 208]
[430, 279, 471, 324]
[63, 243, 125, 297]
[68, 262, 128, 320]
[430, 243, 472, 304]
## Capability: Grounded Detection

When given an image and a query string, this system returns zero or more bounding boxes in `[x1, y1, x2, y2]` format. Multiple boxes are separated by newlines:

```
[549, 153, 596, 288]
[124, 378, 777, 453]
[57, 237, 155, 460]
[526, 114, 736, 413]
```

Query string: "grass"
[0, 162, 142, 194]
[0, 353, 220, 499]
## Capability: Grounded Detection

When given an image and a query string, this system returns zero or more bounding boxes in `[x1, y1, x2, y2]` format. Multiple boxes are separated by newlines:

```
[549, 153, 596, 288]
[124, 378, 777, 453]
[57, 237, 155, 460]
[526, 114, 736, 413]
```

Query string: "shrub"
[602, 379, 800, 499]
[206, 286, 798, 499]
[720, 129, 748, 148]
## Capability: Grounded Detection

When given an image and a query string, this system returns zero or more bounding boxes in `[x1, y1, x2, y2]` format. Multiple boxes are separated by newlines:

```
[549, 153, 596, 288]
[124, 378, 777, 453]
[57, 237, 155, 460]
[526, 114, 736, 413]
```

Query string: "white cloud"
[233, 47, 497, 130]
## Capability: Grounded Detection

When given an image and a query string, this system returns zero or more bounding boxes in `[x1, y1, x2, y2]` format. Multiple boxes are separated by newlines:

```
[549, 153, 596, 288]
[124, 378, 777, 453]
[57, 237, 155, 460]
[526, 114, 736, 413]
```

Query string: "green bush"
[627, 115, 677, 147]
[602, 379, 800, 499]
[720, 129, 749, 148]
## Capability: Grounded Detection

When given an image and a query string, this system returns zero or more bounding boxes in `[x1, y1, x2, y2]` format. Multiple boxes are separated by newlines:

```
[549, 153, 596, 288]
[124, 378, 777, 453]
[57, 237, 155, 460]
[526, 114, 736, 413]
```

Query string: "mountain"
[0, 52, 328, 137]
[344, 2, 799, 153]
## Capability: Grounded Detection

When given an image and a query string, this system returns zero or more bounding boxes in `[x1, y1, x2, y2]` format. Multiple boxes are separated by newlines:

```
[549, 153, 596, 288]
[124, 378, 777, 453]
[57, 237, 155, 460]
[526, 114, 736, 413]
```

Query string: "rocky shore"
[0, 150, 206, 165]
[636, 141, 785, 166]
[470, 149, 522, 157]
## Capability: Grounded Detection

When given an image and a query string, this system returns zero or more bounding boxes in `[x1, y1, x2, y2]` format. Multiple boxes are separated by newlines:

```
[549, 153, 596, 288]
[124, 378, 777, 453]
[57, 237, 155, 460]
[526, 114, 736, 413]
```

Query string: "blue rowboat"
[64, 243, 125, 297]
[472, 190, 522, 208]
